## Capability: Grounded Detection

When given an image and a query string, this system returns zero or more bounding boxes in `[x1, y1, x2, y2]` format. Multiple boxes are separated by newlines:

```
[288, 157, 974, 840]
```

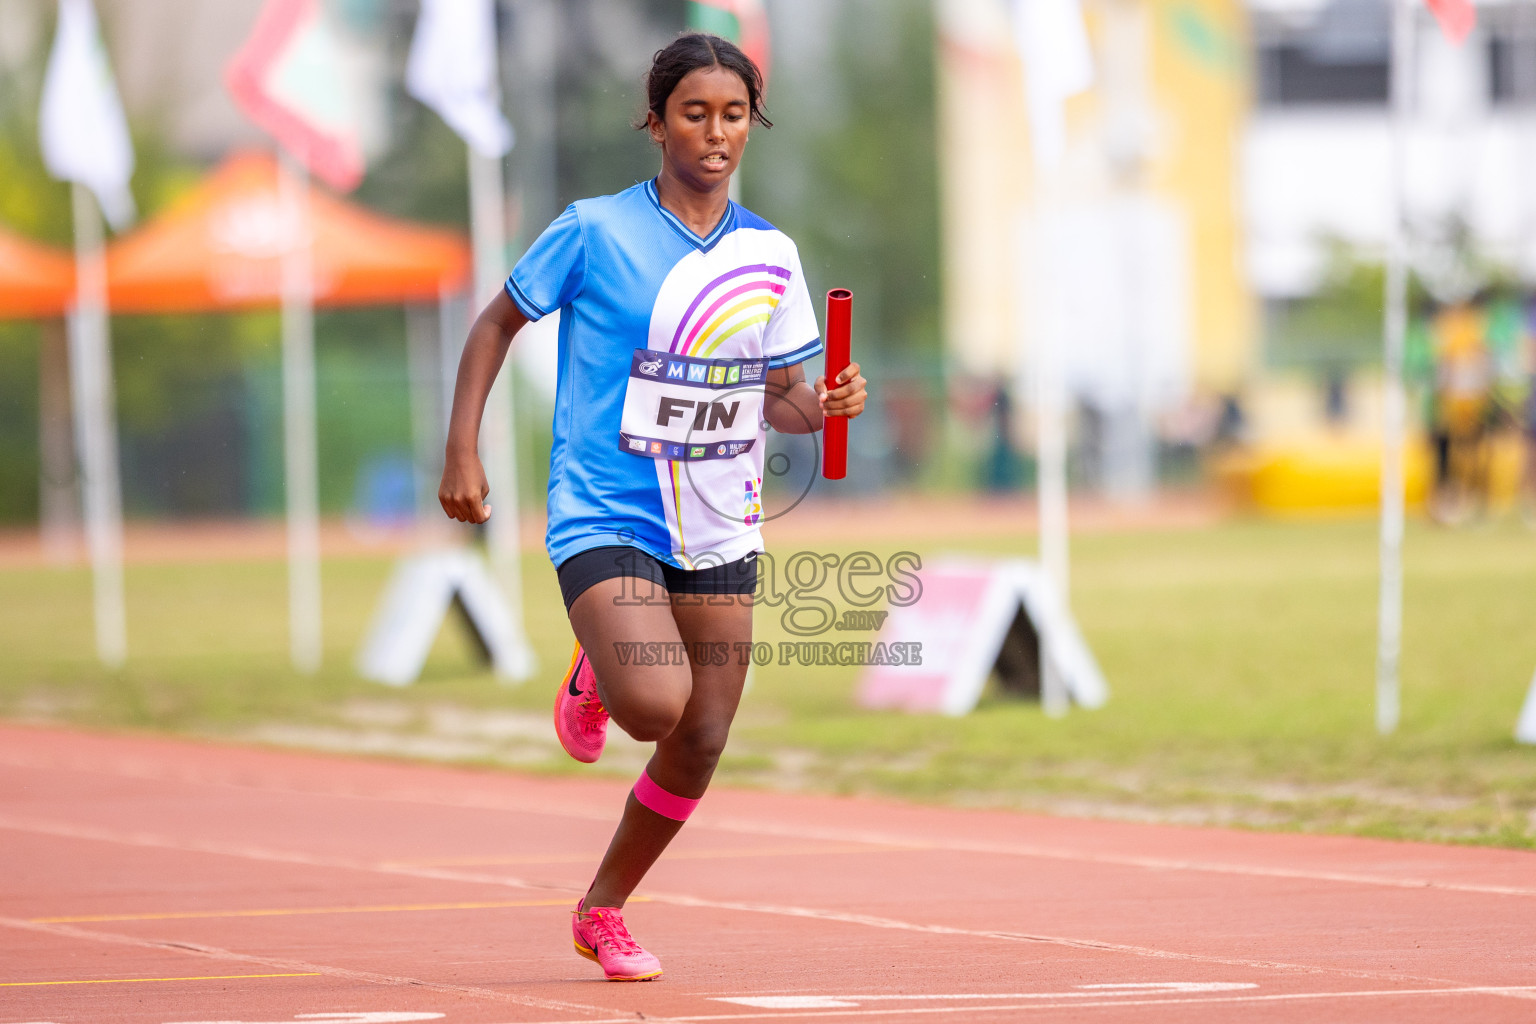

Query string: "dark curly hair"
[636, 32, 772, 131]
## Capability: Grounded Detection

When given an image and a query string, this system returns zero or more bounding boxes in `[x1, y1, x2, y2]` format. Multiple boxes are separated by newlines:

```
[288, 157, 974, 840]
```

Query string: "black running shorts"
[555, 545, 759, 611]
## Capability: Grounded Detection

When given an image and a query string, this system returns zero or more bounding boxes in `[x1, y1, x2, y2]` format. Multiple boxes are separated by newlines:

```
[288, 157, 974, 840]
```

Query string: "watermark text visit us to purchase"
[611, 549, 925, 666]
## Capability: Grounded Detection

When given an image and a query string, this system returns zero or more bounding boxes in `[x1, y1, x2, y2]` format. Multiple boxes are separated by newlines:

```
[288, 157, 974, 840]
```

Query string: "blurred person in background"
[1429, 298, 1495, 524]
[1406, 298, 1448, 508]
[1481, 288, 1532, 524]
[983, 380, 1024, 491]
[1522, 296, 1536, 528]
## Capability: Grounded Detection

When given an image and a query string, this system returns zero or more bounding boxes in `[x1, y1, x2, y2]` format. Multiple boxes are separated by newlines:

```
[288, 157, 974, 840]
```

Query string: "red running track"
[2, 722, 1533, 1024]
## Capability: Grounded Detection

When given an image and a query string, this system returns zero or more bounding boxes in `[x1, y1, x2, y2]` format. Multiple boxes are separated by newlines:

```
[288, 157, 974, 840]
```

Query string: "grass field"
[3, 511, 1535, 848]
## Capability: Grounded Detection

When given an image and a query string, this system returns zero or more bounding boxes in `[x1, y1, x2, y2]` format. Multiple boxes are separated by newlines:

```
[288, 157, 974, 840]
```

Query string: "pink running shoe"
[572, 900, 662, 981]
[554, 642, 608, 763]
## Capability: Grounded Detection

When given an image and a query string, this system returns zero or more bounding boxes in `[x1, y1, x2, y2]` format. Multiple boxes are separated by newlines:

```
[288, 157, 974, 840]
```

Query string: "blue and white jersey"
[507, 179, 823, 570]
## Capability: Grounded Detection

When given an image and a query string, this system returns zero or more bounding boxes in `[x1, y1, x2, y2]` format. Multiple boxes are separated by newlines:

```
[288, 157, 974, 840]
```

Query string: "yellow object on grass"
[1214, 435, 1428, 514]
[1217, 433, 1526, 514]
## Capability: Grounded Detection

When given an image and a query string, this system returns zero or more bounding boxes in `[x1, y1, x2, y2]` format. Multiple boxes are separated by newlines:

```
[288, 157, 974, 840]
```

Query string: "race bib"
[618, 349, 765, 461]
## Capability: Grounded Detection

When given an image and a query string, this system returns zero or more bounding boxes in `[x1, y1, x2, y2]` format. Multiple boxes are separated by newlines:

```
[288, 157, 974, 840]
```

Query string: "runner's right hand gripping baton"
[822, 288, 852, 480]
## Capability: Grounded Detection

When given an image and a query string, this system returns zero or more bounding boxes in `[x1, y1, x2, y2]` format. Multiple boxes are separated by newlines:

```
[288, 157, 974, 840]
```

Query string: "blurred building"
[1246, 0, 1536, 414]
[1247, 0, 1536, 302]
[940, 0, 1536, 494]
[938, 0, 1252, 493]
[1230, 0, 1536, 512]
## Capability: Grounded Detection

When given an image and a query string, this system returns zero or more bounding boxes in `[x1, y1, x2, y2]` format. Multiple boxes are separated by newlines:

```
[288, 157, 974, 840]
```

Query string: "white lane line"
[715, 982, 1257, 1008]
[692, 816, 1536, 900]
[4, 749, 1533, 899]
[1077, 982, 1250, 990]
[636, 890, 1464, 986]
[458, 985, 1536, 1024]
[0, 814, 555, 894]
[0, 914, 621, 1019]
[164, 1015, 444, 1024]
[0, 813, 1494, 992]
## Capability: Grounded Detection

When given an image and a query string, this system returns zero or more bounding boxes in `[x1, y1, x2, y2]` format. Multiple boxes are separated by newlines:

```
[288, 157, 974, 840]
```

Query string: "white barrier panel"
[857, 558, 1107, 716]
[357, 549, 532, 686]
[1516, 666, 1536, 745]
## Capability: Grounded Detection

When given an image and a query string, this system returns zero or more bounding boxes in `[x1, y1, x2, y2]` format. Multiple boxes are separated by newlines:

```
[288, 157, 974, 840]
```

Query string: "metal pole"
[1376, 0, 1414, 735]
[279, 150, 323, 675]
[1032, 171, 1070, 719]
[469, 147, 534, 681]
[1102, 0, 1155, 503]
[39, 317, 79, 563]
[437, 284, 466, 441]
[67, 181, 126, 667]
[405, 302, 441, 527]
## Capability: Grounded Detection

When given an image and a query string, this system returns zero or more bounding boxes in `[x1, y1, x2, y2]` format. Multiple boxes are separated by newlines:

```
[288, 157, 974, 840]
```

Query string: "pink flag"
[687, 0, 771, 86]
[1425, 0, 1475, 46]
[226, 0, 365, 191]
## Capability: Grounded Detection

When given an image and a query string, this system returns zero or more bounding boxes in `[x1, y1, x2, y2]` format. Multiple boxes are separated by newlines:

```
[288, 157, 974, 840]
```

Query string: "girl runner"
[438, 33, 867, 982]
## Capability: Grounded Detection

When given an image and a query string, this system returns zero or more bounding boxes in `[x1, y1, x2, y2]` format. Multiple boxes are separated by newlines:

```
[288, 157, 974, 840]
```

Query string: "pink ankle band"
[632, 769, 699, 821]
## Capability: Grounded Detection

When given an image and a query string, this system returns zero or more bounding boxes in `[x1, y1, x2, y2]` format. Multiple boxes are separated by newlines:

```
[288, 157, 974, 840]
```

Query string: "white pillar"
[1376, 0, 1414, 736]
[437, 285, 467, 440]
[1517, 666, 1536, 744]
[405, 302, 442, 527]
[67, 182, 126, 667]
[39, 317, 80, 563]
[468, 147, 534, 682]
[1023, 178, 1070, 720]
[279, 150, 323, 675]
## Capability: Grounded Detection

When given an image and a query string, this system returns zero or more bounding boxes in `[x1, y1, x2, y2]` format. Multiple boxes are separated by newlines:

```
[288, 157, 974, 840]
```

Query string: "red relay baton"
[822, 288, 852, 479]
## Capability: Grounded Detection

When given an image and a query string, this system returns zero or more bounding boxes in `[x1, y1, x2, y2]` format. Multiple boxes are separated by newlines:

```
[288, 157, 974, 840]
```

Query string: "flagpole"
[405, 301, 442, 528]
[39, 318, 80, 563]
[469, 146, 534, 681]
[279, 148, 323, 675]
[1376, 0, 1414, 736]
[438, 282, 465, 453]
[67, 181, 127, 668]
[1011, 0, 1093, 719]
[1031, 168, 1070, 720]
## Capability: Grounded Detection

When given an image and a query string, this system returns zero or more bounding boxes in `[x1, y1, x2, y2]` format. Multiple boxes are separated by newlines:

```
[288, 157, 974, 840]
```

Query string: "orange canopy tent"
[98, 152, 476, 675]
[0, 228, 75, 319]
[105, 152, 471, 313]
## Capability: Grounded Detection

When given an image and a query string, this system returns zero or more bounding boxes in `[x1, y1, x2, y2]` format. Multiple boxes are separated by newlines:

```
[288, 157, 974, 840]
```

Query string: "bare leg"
[577, 589, 753, 910]
[568, 577, 692, 742]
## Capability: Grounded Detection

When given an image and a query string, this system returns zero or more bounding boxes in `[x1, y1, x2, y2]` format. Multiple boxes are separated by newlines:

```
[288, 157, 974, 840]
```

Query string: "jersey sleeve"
[763, 242, 824, 369]
[505, 204, 586, 321]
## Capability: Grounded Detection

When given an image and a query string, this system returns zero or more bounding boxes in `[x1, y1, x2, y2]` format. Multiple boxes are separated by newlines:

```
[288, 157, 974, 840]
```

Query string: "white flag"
[1011, 0, 1094, 172]
[40, 0, 136, 229]
[407, 0, 514, 158]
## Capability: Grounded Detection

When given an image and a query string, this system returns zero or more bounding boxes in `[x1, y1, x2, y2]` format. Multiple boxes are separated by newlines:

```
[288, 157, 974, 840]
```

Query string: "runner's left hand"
[815, 362, 866, 419]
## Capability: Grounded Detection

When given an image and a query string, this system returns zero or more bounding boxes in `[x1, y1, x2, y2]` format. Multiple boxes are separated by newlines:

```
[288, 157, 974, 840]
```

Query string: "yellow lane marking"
[32, 896, 643, 924]
[0, 972, 319, 987]
[387, 842, 912, 868]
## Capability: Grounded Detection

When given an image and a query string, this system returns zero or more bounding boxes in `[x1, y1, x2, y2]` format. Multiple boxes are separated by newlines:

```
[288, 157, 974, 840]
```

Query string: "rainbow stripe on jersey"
[670, 264, 791, 358]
